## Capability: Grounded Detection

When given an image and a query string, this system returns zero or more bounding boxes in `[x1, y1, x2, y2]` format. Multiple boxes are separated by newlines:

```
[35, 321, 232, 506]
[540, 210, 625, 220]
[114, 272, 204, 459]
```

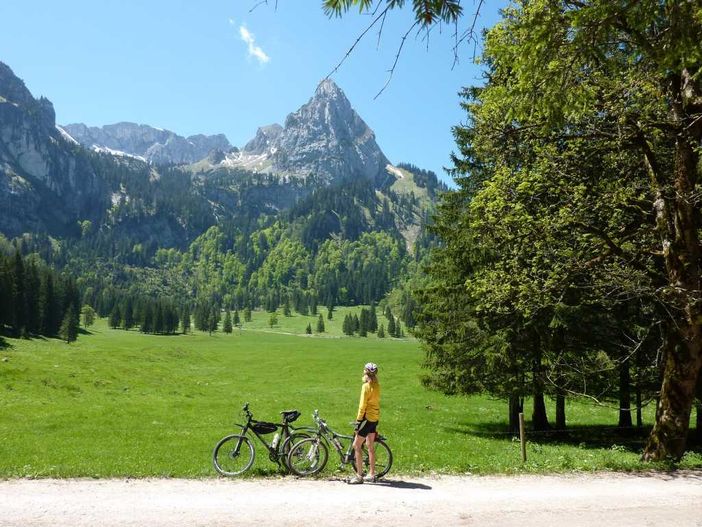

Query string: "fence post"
[519, 412, 526, 462]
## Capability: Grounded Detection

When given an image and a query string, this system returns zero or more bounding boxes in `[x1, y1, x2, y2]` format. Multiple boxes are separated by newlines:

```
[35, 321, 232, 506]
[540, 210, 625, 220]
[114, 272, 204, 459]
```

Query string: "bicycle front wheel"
[352, 438, 393, 478]
[287, 437, 328, 476]
[213, 434, 255, 476]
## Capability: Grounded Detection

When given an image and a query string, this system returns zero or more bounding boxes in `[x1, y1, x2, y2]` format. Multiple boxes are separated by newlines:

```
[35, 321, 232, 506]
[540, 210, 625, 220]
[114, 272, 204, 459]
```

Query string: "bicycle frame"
[308, 410, 384, 467]
[235, 404, 310, 464]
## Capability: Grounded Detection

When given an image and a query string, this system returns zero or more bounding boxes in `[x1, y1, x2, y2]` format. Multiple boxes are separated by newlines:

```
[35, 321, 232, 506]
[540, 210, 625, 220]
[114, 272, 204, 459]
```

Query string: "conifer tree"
[181, 305, 191, 334]
[123, 298, 135, 330]
[60, 303, 79, 343]
[387, 315, 396, 338]
[109, 305, 122, 329]
[223, 310, 233, 333]
[233, 309, 241, 325]
[244, 307, 252, 322]
[369, 303, 378, 333]
[306, 323, 312, 335]
[11, 251, 27, 336]
[359, 308, 369, 337]
[316, 313, 325, 333]
[377, 324, 385, 338]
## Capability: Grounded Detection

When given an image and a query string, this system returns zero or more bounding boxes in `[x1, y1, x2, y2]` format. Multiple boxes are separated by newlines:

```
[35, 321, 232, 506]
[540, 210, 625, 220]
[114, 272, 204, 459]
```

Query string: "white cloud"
[239, 25, 270, 65]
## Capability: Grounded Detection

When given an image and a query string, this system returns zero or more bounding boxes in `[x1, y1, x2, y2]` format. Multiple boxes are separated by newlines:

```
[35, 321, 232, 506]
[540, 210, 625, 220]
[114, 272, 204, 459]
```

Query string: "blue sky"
[0, 1, 506, 184]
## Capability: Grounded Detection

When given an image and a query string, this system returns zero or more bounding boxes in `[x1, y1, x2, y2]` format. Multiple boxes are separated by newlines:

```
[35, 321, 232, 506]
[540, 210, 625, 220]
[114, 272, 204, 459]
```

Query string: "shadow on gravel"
[371, 480, 432, 490]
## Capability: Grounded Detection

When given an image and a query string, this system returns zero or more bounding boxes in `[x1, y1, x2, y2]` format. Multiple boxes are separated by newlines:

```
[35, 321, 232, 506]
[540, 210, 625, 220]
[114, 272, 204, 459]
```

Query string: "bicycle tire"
[279, 432, 311, 471]
[287, 437, 329, 476]
[212, 434, 255, 476]
[351, 438, 393, 478]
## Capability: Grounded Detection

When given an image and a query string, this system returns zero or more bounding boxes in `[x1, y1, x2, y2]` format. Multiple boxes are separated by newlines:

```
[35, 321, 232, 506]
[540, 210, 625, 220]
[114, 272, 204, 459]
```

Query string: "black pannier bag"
[251, 421, 278, 434]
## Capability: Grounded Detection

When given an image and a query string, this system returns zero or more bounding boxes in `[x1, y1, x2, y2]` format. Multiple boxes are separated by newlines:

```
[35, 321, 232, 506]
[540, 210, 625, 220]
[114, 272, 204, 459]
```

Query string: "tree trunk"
[642, 60, 702, 461]
[555, 391, 566, 430]
[531, 344, 550, 431]
[643, 324, 702, 460]
[508, 394, 523, 435]
[618, 358, 632, 428]
[636, 382, 643, 428]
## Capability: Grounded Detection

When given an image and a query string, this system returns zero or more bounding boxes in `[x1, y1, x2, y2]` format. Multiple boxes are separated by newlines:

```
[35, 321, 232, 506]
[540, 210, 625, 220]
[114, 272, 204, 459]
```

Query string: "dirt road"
[2, 472, 701, 527]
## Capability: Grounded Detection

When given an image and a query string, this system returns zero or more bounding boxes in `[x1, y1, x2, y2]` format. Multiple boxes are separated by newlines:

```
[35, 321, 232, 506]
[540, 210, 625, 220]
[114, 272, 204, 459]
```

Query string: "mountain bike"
[286, 409, 393, 478]
[212, 402, 312, 476]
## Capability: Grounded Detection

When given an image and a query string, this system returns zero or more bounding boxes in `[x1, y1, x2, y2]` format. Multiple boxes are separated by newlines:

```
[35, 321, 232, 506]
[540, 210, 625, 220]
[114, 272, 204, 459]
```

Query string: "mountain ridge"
[62, 121, 234, 165]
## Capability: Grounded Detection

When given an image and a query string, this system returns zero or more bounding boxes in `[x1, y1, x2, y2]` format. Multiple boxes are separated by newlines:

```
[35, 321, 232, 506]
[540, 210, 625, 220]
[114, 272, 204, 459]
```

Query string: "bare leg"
[365, 432, 376, 477]
[353, 434, 365, 477]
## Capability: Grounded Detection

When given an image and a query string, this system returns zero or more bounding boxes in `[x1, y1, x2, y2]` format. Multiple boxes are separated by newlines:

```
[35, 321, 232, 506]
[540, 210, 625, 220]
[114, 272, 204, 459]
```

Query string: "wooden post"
[519, 412, 526, 462]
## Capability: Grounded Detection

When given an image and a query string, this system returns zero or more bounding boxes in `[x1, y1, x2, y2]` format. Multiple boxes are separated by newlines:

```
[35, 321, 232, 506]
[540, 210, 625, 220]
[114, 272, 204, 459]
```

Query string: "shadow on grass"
[445, 421, 702, 458]
[444, 421, 653, 454]
[0, 336, 10, 350]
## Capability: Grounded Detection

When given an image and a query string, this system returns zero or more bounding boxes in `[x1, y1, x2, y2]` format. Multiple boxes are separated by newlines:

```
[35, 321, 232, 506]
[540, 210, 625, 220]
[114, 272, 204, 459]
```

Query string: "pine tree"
[385, 305, 393, 321]
[123, 298, 135, 330]
[343, 314, 354, 336]
[11, 251, 27, 336]
[306, 323, 312, 334]
[233, 309, 241, 325]
[316, 314, 325, 333]
[369, 302, 378, 333]
[207, 311, 218, 335]
[109, 305, 122, 329]
[142, 304, 153, 333]
[377, 324, 385, 338]
[59, 303, 79, 343]
[223, 310, 233, 333]
[269, 313, 278, 328]
[181, 305, 191, 334]
[387, 315, 396, 338]
[283, 300, 292, 317]
[244, 307, 252, 322]
[359, 308, 369, 337]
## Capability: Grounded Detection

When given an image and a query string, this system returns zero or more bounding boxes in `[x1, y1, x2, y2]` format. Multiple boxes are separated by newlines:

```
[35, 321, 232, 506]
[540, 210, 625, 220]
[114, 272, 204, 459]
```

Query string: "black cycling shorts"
[357, 420, 378, 438]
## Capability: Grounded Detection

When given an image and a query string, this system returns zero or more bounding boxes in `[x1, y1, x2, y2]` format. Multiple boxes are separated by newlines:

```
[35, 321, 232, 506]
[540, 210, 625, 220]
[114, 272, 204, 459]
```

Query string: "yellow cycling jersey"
[356, 380, 380, 421]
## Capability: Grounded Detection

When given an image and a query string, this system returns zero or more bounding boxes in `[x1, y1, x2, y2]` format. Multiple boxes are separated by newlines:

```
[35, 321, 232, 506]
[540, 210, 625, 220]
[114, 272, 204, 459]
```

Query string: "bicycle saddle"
[281, 410, 301, 423]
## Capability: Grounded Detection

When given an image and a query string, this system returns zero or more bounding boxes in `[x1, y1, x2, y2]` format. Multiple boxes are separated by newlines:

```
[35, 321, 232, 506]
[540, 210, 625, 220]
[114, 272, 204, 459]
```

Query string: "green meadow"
[1, 309, 701, 478]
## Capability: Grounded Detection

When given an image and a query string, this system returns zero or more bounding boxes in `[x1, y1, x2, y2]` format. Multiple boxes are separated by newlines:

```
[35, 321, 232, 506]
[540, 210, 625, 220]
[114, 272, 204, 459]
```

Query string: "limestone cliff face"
[235, 79, 390, 184]
[0, 62, 105, 237]
[63, 122, 232, 165]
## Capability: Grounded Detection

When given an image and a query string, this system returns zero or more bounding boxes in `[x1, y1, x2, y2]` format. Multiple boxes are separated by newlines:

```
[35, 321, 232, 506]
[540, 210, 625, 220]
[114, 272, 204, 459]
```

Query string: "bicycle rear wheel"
[351, 438, 393, 478]
[287, 437, 328, 476]
[213, 434, 255, 476]
[279, 432, 310, 471]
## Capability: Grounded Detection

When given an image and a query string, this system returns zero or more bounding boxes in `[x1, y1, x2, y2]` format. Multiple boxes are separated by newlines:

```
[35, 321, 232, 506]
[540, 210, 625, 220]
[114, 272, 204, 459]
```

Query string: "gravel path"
[2, 471, 702, 527]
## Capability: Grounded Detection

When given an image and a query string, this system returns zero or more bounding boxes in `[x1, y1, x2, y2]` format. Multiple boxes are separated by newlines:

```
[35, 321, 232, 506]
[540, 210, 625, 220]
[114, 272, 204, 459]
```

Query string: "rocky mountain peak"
[234, 79, 389, 185]
[314, 78, 346, 101]
[0, 62, 34, 107]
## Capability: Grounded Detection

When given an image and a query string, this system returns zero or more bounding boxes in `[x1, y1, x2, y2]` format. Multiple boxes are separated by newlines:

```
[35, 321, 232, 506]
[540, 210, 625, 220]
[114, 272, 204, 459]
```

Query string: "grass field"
[1, 310, 701, 478]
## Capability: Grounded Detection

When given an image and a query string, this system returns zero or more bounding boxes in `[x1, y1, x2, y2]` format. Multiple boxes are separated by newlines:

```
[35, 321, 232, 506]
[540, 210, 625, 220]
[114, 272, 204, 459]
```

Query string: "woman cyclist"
[348, 362, 380, 484]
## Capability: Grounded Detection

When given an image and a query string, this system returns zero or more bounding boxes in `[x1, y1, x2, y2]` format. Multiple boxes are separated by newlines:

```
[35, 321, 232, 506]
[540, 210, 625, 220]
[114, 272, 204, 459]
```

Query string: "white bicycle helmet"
[364, 362, 378, 374]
